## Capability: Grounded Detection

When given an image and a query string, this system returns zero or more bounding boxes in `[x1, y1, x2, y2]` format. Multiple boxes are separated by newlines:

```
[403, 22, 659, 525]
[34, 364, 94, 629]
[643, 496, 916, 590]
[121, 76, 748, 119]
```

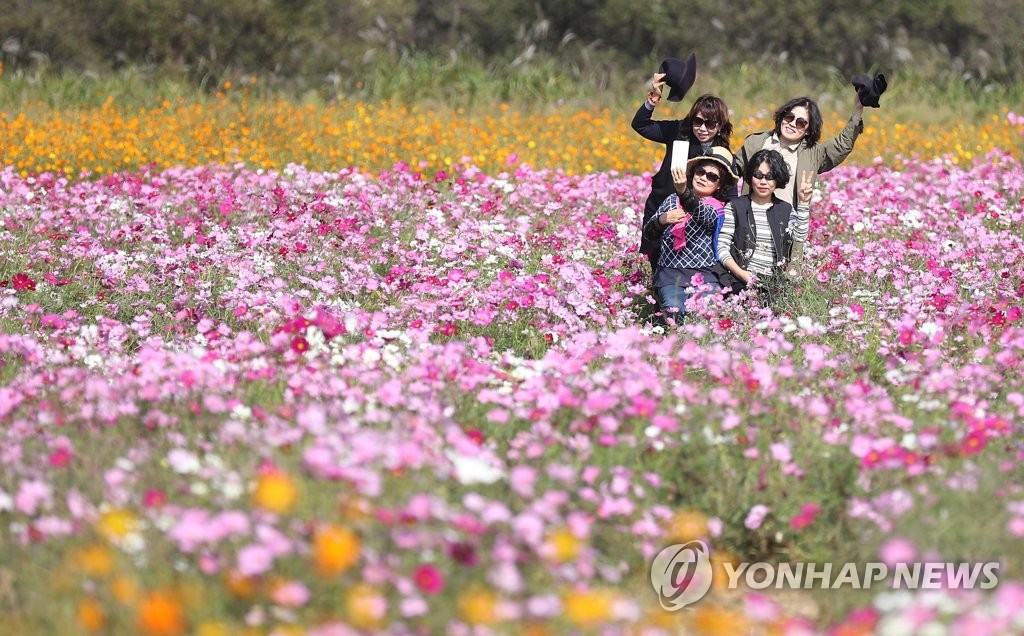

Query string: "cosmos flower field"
[1, 104, 1024, 635]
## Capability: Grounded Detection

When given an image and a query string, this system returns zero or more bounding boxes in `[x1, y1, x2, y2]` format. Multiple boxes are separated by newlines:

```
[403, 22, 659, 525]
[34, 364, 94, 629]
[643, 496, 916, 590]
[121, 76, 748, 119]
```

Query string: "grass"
[2, 56, 1022, 122]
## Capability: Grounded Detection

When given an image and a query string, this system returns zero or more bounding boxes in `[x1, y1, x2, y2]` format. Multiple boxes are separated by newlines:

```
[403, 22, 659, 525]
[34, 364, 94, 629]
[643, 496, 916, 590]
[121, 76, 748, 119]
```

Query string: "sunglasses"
[782, 112, 809, 130]
[751, 170, 775, 181]
[692, 116, 720, 130]
[693, 167, 722, 183]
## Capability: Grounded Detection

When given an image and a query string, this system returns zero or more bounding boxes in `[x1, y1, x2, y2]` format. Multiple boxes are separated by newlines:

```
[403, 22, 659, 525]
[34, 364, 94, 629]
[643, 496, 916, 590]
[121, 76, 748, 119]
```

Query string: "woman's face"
[690, 113, 721, 143]
[691, 161, 722, 197]
[750, 161, 776, 202]
[779, 104, 810, 144]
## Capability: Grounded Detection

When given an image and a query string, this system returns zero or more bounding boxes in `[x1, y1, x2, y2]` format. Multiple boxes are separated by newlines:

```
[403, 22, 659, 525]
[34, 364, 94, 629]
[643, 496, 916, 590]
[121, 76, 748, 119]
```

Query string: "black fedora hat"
[851, 72, 887, 108]
[659, 53, 697, 102]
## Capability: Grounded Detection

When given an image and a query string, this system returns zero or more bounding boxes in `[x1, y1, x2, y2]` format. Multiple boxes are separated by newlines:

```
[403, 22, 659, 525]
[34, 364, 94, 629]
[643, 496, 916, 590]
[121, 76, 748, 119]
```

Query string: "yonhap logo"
[648, 544, 1001, 611]
[649, 540, 714, 610]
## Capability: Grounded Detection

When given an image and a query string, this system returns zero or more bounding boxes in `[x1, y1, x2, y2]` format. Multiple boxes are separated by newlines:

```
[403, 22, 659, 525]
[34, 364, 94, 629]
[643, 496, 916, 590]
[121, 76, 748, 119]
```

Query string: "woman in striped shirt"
[716, 149, 811, 301]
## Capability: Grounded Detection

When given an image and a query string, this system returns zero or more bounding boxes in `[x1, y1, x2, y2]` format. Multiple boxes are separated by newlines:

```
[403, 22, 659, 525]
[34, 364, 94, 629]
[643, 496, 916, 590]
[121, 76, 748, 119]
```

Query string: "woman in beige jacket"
[735, 93, 867, 261]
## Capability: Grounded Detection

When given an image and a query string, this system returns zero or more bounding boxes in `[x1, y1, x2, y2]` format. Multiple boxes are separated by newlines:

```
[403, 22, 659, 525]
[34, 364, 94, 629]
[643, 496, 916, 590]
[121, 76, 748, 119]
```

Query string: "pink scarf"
[670, 196, 726, 251]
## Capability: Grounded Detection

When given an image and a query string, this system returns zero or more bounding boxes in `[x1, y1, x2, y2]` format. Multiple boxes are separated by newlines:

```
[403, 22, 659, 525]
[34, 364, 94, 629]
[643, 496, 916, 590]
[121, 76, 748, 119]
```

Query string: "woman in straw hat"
[642, 145, 738, 321]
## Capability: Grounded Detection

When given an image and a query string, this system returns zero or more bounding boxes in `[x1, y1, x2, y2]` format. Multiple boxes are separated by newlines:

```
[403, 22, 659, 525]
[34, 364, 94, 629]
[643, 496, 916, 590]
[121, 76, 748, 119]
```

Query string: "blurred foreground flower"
[313, 524, 361, 577]
[137, 590, 186, 635]
[252, 471, 299, 514]
[447, 450, 505, 485]
[346, 583, 388, 630]
[668, 509, 710, 542]
[76, 598, 106, 632]
[96, 507, 141, 544]
[563, 588, 617, 627]
[458, 587, 500, 626]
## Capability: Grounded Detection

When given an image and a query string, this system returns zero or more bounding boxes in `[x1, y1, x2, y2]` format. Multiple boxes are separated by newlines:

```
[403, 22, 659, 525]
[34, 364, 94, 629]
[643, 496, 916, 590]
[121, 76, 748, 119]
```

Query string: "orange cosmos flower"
[76, 598, 106, 632]
[137, 590, 186, 635]
[313, 524, 361, 577]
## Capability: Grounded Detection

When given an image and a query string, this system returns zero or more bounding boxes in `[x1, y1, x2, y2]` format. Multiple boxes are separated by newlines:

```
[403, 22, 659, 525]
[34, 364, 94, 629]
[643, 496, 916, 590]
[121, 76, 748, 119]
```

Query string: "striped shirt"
[790, 203, 810, 244]
[747, 202, 777, 275]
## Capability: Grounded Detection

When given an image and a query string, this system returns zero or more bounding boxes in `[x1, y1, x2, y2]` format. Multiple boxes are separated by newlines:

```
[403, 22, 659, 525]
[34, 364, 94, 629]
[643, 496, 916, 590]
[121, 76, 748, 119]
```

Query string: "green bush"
[1, 0, 1022, 86]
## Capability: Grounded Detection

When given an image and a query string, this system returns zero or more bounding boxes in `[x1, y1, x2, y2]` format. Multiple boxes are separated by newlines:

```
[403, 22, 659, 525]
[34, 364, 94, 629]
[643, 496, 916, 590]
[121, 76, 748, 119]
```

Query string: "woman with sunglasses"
[632, 75, 734, 277]
[642, 146, 738, 321]
[716, 149, 812, 303]
[736, 94, 865, 260]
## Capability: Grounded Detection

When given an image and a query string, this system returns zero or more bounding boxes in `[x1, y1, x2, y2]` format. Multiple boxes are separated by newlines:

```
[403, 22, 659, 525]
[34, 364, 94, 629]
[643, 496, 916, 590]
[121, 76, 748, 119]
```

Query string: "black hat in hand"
[851, 73, 887, 108]
[659, 53, 697, 102]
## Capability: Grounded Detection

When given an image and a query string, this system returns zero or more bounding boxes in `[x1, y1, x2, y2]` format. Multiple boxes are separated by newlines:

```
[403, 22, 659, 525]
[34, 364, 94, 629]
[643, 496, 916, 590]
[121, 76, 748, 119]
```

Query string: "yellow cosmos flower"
[457, 587, 499, 626]
[195, 621, 232, 636]
[543, 527, 582, 563]
[252, 472, 299, 514]
[4, 97, 1014, 179]
[691, 603, 751, 636]
[96, 508, 141, 541]
[710, 550, 739, 593]
[563, 588, 617, 627]
[667, 509, 709, 543]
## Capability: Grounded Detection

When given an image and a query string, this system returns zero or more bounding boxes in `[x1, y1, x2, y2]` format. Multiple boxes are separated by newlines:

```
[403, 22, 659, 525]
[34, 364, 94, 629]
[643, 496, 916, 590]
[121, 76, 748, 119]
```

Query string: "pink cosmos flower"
[291, 336, 309, 354]
[237, 543, 275, 576]
[48, 448, 73, 468]
[1008, 518, 1024, 537]
[509, 465, 537, 497]
[12, 272, 36, 292]
[790, 503, 821, 530]
[878, 536, 917, 567]
[769, 443, 792, 463]
[272, 580, 311, 607]
[143, 489, 167, 508]
[744, 504, 771, 530]
[413, 564, 445, 594]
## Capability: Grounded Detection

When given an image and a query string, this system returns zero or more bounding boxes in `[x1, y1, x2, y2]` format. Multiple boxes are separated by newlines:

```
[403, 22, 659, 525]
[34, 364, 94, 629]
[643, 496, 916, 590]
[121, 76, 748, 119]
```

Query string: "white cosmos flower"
[167, 449, 202, 474]
[446, 451, 505, 485]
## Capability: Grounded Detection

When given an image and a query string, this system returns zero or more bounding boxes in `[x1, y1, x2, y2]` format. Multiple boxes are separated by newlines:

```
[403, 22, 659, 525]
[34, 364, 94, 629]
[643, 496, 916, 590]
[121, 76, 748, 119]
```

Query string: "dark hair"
[773, 97, 823, 147]
[689, 159, 734, 201]
[680, 94, 733, 148]
[745, 149, 790, 189]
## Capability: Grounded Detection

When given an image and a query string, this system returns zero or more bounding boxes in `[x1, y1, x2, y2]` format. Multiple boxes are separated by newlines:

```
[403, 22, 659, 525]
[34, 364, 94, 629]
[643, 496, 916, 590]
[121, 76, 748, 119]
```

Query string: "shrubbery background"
[3, 0, 1023, 92]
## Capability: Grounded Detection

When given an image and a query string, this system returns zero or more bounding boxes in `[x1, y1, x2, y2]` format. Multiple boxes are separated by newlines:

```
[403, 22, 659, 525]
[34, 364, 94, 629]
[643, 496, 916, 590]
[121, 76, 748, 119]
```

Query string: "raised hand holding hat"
[851, 73, 887, 108]
[658, 53, 697, 102]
